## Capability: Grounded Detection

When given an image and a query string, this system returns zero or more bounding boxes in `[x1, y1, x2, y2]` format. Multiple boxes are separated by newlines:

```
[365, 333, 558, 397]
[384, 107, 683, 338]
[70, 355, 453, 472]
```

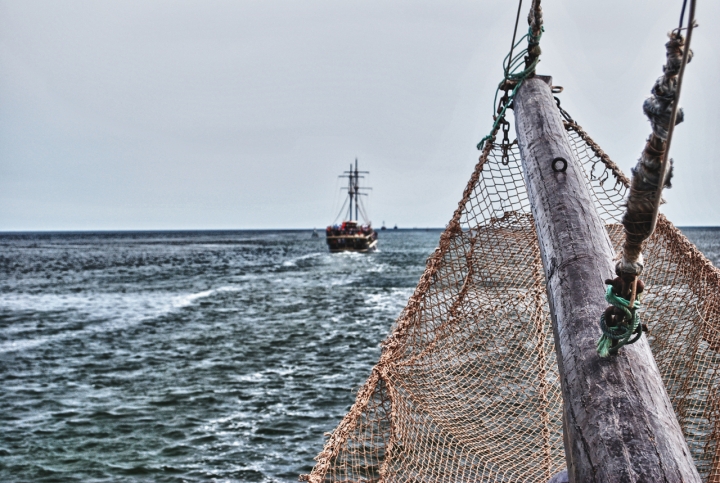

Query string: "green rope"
[477, 27, 543, 151]
[597, 285, 643, 357]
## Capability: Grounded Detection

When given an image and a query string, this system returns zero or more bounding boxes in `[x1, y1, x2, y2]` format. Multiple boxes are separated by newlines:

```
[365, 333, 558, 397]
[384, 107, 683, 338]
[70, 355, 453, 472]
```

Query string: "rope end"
[477, 135, 491, 151]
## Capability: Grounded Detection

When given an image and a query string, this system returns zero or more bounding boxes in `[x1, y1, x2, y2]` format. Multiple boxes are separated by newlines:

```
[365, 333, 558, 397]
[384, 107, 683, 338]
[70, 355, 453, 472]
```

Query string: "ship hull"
[326, 233, 378, 253]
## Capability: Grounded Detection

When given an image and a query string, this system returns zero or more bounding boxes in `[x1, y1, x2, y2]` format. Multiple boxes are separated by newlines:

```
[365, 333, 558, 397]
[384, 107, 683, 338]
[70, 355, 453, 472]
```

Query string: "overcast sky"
[1, 0, 718, 230]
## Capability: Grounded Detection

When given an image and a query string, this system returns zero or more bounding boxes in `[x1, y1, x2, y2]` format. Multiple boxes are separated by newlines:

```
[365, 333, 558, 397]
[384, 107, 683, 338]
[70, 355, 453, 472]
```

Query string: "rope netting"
[301, 111, 720, 482]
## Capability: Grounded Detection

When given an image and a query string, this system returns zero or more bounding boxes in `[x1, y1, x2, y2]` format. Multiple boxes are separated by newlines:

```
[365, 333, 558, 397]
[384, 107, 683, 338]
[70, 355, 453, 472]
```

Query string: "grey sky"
[1, 0, 718, 230]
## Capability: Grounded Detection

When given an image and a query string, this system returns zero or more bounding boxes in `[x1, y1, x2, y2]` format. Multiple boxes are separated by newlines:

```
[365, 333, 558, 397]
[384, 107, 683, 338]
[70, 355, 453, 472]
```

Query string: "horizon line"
[0, 227, 449, 234]
[1, 226, 718, 235]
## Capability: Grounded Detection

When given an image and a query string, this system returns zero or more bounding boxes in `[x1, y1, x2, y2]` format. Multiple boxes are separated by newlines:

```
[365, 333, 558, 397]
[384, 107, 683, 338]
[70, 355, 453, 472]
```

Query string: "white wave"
[172, 286, 240, 309]
[365, 288, 414, 314]
[281, 252, 324, 267]
[367, 263, 389, 273]
[0, 285, 241, 354]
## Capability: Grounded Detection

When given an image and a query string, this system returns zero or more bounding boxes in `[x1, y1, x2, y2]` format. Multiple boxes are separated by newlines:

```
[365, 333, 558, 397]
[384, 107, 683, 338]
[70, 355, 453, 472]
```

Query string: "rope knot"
[597, 276, 647, 357]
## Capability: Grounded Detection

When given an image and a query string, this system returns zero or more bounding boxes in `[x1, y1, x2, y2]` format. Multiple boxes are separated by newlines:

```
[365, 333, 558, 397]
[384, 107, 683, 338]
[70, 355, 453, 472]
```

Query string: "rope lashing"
[597, 0, 696, 358]
[477, 28, 542, 152]
[619, 1, 695, 277]
[477, 0, 543, 152]
[597, 284, 643, 358]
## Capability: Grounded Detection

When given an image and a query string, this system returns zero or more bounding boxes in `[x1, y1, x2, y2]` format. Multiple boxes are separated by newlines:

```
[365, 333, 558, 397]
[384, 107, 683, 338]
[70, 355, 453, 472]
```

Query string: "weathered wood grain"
[515, 76, 700, 483]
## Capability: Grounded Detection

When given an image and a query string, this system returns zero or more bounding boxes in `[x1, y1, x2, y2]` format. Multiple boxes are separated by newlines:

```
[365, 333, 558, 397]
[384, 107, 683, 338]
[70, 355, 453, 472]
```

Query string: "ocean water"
[680, 227, 720, 268]
[0, 229, 441, 482]
[0, 227, 717, 482]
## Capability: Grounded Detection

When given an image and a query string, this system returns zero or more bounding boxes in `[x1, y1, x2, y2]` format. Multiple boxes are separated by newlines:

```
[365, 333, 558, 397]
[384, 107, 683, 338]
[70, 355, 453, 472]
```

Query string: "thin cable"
[649, 0, 696, 234]
[329, 174, 343, 222]
[333, 196, 349, 225]
[678, 0, 689, 30]
[506, 0, 524, 77]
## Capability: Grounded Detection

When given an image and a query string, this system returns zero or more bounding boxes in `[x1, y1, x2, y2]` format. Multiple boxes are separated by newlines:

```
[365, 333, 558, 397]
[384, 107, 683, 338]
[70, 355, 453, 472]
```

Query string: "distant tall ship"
[326, 159, 378, 253]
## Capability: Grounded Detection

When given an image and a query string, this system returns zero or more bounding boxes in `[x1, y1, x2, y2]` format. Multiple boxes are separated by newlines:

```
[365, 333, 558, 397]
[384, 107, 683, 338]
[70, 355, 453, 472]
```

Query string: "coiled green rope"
[597, 285, 643, 357]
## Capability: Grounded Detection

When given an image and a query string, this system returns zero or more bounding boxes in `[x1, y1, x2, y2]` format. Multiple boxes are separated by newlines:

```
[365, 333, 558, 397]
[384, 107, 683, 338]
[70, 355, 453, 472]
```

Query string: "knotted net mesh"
[301, 113, 720, 483]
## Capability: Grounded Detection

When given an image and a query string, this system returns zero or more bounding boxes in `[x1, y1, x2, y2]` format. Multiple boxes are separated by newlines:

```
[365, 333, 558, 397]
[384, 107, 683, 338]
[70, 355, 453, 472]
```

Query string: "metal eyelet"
[552, 157, 568, 172]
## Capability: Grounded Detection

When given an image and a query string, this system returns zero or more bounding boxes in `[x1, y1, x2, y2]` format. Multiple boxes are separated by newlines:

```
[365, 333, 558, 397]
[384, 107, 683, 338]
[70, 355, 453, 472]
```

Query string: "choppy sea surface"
[0, 229, 441, 482]
[1, 227, 717, 482]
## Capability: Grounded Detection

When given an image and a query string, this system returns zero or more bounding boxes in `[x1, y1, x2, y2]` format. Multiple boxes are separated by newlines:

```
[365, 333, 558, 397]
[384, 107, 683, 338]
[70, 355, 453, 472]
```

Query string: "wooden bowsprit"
[514, 75, 700, 482]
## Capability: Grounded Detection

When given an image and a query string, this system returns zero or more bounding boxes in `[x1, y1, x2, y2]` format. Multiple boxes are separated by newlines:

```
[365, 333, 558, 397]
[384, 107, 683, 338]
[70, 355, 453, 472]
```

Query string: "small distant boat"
[381, 221, 387, 231]
[393, 224, 398, 230]
[311, 229, 319, 238]
[326, 159, 378, 253]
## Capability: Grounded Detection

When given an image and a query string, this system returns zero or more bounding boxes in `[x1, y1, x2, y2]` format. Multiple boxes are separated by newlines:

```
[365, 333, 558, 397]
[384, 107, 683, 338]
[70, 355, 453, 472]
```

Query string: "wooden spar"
[514, 76, 700, 483]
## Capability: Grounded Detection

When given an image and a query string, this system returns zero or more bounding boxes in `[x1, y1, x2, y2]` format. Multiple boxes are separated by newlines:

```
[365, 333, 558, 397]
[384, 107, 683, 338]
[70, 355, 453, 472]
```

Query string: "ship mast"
[339, 158, 370, 223]
[347, 163, 353, 222]
[354, 160, 359, 221]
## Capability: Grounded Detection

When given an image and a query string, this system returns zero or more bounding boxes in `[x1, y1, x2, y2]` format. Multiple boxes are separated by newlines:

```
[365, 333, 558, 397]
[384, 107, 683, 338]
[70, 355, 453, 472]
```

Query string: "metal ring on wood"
[551, 85, 564, 93]
[552, 157, 568, 172]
